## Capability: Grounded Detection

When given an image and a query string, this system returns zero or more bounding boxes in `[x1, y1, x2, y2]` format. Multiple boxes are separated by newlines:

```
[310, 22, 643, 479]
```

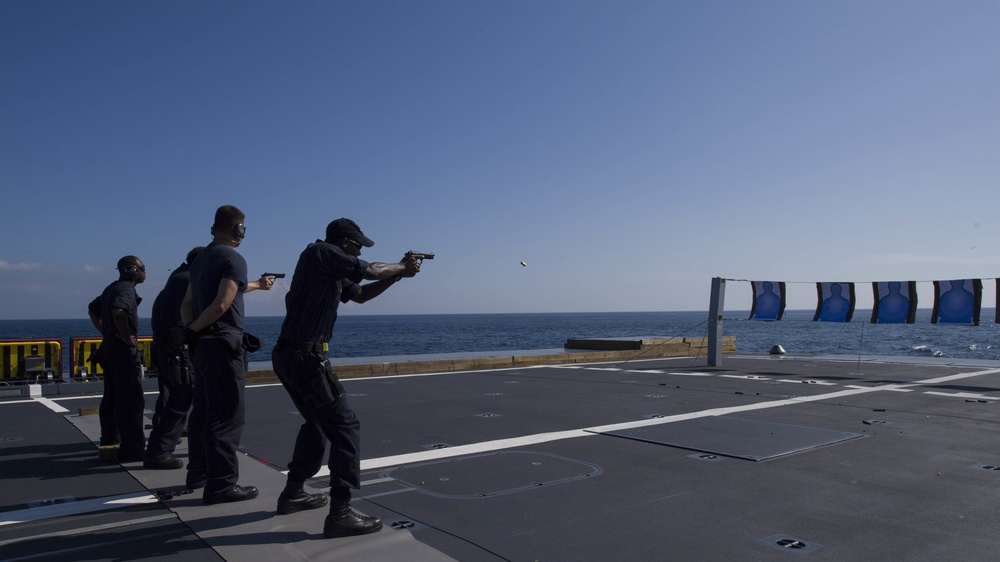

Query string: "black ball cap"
[326, 218, 374, 247]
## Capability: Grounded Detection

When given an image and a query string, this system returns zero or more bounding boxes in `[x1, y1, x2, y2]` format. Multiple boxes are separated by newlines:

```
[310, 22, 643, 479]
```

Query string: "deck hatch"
[383, 451, 602, 498]
[597, 416, 864, 461]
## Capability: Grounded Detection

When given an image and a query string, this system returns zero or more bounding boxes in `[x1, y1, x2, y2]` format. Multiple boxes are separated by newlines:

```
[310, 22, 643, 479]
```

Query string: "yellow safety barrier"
[69, 336, 154, 378]
[0, 339, 62, 381]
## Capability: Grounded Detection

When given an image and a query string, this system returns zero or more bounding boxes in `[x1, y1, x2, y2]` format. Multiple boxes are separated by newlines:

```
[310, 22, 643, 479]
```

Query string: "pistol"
[405, 251, 435, 262]
[261, 272, 286, 279]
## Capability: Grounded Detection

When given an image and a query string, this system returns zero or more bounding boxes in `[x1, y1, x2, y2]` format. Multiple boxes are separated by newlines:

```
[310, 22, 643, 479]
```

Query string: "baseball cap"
[326, 218, 374, 247]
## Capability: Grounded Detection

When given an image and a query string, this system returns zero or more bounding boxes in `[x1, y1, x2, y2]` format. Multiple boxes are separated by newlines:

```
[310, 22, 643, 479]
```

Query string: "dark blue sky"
[2, 1, 998, 319]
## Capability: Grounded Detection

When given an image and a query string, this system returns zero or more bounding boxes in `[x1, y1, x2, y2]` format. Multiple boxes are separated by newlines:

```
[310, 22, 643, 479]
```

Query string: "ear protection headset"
[213, 223, 246, 240]
[120, 264, 141, 281]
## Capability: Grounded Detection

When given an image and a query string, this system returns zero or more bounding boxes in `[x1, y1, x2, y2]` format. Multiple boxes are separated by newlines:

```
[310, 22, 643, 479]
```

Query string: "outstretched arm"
[352, 254, 420, 303]
[245, 275, 276, 292]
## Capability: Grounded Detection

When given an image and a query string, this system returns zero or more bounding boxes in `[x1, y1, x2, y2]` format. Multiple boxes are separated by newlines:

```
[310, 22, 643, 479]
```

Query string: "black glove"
[183, 327, 199, 347]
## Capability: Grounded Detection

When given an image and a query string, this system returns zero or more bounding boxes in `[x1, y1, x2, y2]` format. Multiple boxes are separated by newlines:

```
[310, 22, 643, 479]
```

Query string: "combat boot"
[323, 501, 383, 538]
[277, 489, 328, 515]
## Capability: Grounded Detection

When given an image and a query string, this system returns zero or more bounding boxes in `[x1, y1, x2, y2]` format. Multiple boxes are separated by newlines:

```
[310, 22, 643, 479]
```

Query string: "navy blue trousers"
[187, 338, 246, 495]
[272, 347, 361, 490]
[98, 343, 145, 457]
[145, 347, 193, 459]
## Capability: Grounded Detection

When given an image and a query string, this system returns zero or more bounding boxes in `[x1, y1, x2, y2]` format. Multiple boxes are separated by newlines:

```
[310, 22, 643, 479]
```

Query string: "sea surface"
[3, 309, 1000, 374]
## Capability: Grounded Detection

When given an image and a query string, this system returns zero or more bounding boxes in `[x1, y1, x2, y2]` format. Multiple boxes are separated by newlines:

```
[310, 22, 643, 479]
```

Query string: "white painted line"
[0, 492, 159, 527]
[924, 391, 997, 400]
[361, 476, 396, 486]
[851, 385, 914, 392]
[720, 375, 772, 381]
[666, 372, 715, 377]
[0, 513, 178, 549]
[843, 385, 913, 392]
[357, 429, 594, 472]
[43, 395, 101, 402]
[33, 397, 69, 413]
[777, 379, 837, 386]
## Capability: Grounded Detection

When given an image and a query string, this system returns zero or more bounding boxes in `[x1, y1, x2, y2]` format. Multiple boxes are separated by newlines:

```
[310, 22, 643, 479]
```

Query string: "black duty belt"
[276, 339, 327, 354]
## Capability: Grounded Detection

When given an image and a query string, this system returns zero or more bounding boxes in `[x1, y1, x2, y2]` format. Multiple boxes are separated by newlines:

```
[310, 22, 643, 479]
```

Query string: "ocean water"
[2, 309, 999, 374]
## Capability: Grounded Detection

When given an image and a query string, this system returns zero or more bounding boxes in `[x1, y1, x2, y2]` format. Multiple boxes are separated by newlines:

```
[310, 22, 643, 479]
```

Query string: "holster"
[162, 347, 192, 386]
[291, 350, 344, 411]
[242, 332, 262, 353]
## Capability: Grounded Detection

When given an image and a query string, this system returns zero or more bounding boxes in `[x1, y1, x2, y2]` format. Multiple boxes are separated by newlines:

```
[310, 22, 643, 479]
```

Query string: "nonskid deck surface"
[3, 354, 1000, 561]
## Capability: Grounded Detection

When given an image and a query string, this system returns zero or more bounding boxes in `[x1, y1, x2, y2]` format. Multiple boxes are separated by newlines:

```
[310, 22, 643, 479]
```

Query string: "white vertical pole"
[707, 277, 726, 366]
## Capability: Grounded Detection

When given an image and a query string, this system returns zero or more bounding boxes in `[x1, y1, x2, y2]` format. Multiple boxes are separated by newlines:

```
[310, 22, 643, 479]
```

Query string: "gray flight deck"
[2, 349, 1000, 561]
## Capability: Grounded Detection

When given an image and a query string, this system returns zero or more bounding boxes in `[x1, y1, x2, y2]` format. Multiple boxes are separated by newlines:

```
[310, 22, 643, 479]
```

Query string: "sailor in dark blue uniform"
[272, 218, 420, 538]
[87, 255, 147, 463]
[143, 246, 203, 470]
[181, 205, 274, 504]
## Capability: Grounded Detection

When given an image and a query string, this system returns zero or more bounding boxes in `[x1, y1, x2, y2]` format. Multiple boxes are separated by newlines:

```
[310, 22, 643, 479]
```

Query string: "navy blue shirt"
[88, 280, 140, 347]
[189, 242, 248, 337]
[279, 241, 368, 344]
[151, 263, 190, 335]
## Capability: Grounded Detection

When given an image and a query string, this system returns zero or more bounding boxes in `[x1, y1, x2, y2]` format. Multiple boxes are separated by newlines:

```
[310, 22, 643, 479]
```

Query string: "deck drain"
[687, 453, 724, 462]
[423, 443, 450, 450]
[347, 393, 367, 397]
[862, 419, 891, 425]
[644, 414, 666, 419]
[0, 437, 23, 442]
[391, 520, 417, 530]
[974, 464, 1000, 471]
[476, 413, 502, 418]
[643, 394, 666, 398]
[484, 393, 505, 396]
[27, 496, 75, 508]
[758, 534, 823, 554]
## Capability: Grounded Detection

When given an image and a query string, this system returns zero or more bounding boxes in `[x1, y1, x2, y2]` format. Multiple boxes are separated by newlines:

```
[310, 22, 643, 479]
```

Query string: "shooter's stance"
[272, 218, 421, 538]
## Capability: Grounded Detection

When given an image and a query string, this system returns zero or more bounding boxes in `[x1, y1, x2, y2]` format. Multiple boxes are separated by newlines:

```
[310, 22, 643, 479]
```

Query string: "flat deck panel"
[2, 354, 1000, 560]
[597, 416, 866, 461]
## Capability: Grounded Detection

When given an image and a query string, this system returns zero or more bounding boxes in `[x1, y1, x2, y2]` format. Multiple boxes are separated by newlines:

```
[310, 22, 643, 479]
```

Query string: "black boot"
[143, 453, 184, 470]
[276, 482, 328, 515]
[323, 501, 383, 538]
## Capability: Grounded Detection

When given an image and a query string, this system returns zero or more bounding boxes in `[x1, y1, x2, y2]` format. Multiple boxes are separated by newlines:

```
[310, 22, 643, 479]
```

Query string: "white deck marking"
[844, 385, 914, 392]
[924, 391, 998, 400]
[33, 397, 69, 413]
[0, 492, 159, 527]
[720, 374, 772, 381]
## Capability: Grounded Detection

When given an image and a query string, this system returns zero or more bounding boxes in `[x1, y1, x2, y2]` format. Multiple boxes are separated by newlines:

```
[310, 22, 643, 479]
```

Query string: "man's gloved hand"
[183, 327, 199, 347]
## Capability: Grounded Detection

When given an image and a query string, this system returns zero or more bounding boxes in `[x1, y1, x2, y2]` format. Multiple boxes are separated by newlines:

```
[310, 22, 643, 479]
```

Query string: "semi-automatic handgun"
[405, 251, 435, 262]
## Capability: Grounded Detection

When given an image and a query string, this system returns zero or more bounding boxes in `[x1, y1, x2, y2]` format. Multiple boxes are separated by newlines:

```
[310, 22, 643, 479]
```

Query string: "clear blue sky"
[2, 1, 998, 320]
